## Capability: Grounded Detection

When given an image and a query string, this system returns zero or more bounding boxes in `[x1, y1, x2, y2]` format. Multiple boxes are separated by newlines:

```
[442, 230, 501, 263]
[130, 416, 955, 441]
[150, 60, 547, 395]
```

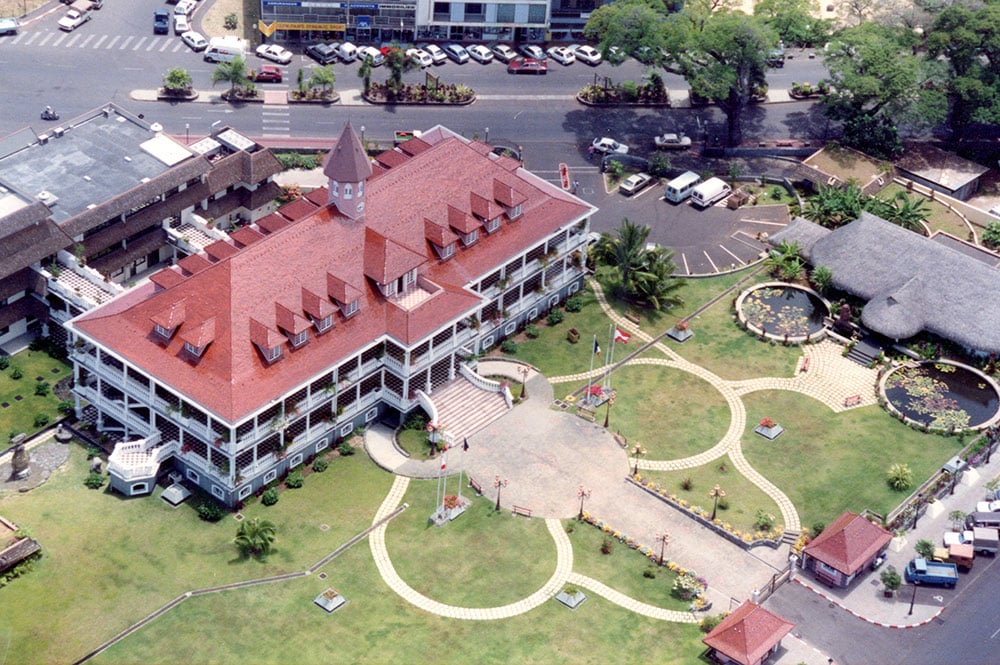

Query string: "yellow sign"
[258, 20, 276, 36]
[263, 21, 346, 32]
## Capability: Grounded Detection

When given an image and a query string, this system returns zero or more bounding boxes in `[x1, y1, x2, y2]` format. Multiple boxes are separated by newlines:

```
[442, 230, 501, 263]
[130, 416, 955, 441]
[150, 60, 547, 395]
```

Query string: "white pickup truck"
[58, 6, 92, 31]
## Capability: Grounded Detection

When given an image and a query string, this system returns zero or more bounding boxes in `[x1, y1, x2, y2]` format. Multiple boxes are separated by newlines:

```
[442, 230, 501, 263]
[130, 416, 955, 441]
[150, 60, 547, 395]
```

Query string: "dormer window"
[461, 230, 478, 247]
[313, 314, 334, 334]
[264, 345, 282, 363]
[357, 181, 364, 197]
[154, 323, 176, 340]
[382, 281, 397, 297]
[506, 204, 523, 220]
[287, 330, 308, 348]
[341, 299, 359, 317]
[436, 243, 456, 259]
[183, 341, 206, 358]
[331, 181, 340, 197]
[344, 183, 353, 200]
[485, 217, 501, 234]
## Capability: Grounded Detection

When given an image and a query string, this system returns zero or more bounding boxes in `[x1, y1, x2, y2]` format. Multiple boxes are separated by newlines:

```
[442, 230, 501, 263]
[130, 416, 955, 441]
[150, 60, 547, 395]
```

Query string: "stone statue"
[11, 443, 30, 480]
[833, 303, 853, 336]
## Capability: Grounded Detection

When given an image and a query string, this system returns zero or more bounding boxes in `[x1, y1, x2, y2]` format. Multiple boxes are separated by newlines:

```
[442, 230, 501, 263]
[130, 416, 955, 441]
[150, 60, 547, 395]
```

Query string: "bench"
[843, 394, 862, 407]
[469, 478, 483, 496]
[512, 505, 532, 519]
[624, 309, 641, 325]
[799, 357, 810, 373]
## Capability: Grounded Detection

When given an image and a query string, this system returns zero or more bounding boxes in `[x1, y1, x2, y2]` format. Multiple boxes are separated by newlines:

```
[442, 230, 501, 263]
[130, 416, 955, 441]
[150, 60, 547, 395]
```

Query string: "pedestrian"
[587, 145, 595, 161]
[573, 180, 580, 193]
[462, 438, 469, 452]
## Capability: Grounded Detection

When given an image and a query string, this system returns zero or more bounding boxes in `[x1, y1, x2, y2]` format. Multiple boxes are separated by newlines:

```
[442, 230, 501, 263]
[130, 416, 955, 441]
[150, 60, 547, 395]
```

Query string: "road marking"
[24, 32, 41, 45]
[159, 38, 172, 52]
[78, 34, 94, 48]
[41, 32, 58, 46]
[119, 36, 133, 50]
[145, 37, 159, 51]
[702, 250, 720, 272]
[65, 33, 81, 47]
[91, 35, 107, 49]
[992, 626, 1000, 639]
[132, 36, 146, 51]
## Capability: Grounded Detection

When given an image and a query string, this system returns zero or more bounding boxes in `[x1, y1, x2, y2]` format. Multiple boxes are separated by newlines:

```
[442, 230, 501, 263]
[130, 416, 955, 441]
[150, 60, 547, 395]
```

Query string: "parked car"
[619, 172, 653, 196]
[359, 45, 385, 66]
[421, 44, 447, 65]
[256, 43, 293, 64]
[507, 57, 547, 75]
[519, 44, 545, 60]
[490, 43, 517, 63]
[305, 42, 338, 65]
[467, 44, 494, 64]
[180, 31, 208, 52]
[173, 0, 196, 16]
[173, 14, 189, 35]
[58, 7, 91, 31]
[546, 46, 575, 65]
[592, 137, 628, 154]
[153, 9, 170, 34]
[406, 48, 434, 68]
[249, 65, 283, 83]
[0, 17, 20, 35]
[654, 132, 692, 150]
[442, 43, 469, 64]
[575, 45, 602, 66]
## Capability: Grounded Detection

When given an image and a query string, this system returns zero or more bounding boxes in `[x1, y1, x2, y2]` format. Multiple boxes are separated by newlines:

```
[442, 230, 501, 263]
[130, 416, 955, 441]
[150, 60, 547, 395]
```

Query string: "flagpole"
[588, 334, 597, 405]
[604, 322, 614, 392]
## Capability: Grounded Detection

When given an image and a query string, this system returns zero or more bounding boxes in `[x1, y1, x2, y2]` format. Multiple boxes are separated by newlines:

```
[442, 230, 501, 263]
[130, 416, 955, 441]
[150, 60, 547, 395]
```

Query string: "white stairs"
[428, 377, 508, 441]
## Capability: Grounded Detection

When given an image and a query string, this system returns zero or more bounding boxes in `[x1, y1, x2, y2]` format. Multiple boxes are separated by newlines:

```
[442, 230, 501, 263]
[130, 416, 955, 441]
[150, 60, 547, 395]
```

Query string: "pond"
[883, 362, 1000, 430]
[738, 284, 830, 339]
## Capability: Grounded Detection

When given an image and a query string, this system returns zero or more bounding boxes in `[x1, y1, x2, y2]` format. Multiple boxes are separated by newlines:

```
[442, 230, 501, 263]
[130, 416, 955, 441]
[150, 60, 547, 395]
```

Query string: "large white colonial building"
[67, 123, 596, 506]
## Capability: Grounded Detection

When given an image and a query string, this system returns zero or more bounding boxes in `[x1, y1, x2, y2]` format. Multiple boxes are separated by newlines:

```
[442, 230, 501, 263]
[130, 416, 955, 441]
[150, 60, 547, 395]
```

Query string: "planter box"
[287, 92, 341, 104]
[313, 588, 347, 613]
[555, 590, 587, 609]
[667, 327, 693, 343]
[754, 424, 784, 440]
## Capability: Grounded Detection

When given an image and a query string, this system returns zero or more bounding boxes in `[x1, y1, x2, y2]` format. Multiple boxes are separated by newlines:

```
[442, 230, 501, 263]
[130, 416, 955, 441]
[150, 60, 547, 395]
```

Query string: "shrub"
[915, 539, 935, 559]
[680, 476, 693, 491]
[34, 382, 50, 397]
[33, 414, 49, 428]
[886, 462, 913, 491]
[605, 160, 624, 181]
[402, 413, 427, 431]
[525, 324, 540, 339]
[9, 366, 23, 380]
[224, 12, 238, 29]
[84, 472, 106, 489]
[261, 487, 279, 506]
[338, 440, 356, 456]
[880, 565, 902, 592]
[57, 400, 74, 415]
[699, 613, 726, 634]
[500, 339, 518, 355]
[648, 153, 671, 178]
[982, 221, 1000, 249]
[546, 309, 565, 325]
[754, 509, 776, 531]
[197, 500, 226, 522]
[600, 536, 613, 554]
[312, 458, 329, 472]
[285, 471, 304, 489]
[85, 446, 101, 460]
[565, 296, 583, 313]
[643, 566, 657, 579]
[811, 522, 826, 537]
[0, 356, 8, 370]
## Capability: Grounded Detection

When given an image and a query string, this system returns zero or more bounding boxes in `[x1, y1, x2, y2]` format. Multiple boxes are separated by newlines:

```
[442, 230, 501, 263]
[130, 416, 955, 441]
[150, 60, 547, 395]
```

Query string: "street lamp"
[576, 484, 592, 519]
[603, 393, 615, 428]
[655, 531, 670, 566]
[908, 581, 917, 615]
[185, 123, 190, 145]
[709, 484, 727, 522]
[360, 125, 366, 145]
[485, 126, 489, 144]
[493, 474, 508, 511]
[519, 365, 529, 400]
[630, 444, 647, 476]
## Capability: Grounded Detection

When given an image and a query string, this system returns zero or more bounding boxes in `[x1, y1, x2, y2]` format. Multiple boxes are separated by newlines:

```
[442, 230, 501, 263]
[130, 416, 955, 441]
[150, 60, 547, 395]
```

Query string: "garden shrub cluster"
[196, 500, 225, 522]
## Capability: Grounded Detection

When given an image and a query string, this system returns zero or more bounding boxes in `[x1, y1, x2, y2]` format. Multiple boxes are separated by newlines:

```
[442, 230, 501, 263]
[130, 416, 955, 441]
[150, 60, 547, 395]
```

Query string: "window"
[466, 2, 483, 13]
[314, 315, 334, 334]
[433, 1, 449, 11]
[316, 438, 329, 452]
[357, 181, 364, 197]
[507, 204, 523, 220]
[238, 484, 252, 499]
[528, 3, 545, 22]
[290, 454, 303, 467]
[341, 300, 358, 317]
[496, 3, 514, 20]
[130, 482, 148, 495]
[331, 181, 339, 197]
[263, 469, 277, 483]
[344, 184, 353, 200]
[504, 322, 517, 335]
[485, 217, 501, 234]
[211, 485, 224, 499]
[382, 281, 397, 297]
[340, 423, 354, 437]
[365, 407, 378, 422]
[462, 230, 478, 247]
[187, 469, 201, 483]
[288, 330, 308, 348]
[183, 341, 206, 358]
[154, 324, 174, 339]
[437, 243, 455, 259]
[264, 345, 282, 362]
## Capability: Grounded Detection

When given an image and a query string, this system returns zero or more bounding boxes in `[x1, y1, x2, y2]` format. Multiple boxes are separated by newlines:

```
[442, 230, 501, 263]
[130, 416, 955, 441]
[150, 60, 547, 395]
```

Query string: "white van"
[664, 171, 702, 203]
[338, 41, 358, 63]
[691, 177, 732, 207]
[204, 36, 248, 63]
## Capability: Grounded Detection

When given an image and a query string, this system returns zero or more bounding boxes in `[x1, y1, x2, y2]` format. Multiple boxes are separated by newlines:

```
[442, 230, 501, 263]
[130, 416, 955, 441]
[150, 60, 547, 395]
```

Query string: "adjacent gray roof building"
[895, 142, 989, 201]
[770, 213, 1000, 354]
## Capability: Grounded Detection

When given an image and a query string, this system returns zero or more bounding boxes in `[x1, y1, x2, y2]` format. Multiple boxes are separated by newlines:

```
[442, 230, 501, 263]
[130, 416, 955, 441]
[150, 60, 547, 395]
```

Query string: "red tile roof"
[149, 269, 186, 290]
[803, 511, 893, 576]
[180, 316, 216, 348]
[177, 254, 212, 275]
[447, 205, 480, 234]
[424, 219, 459, 247]
[363, 227, 427, 284]
[151, 299, 186, 331]
[74, 127, 593, 422]
[257, 213, 291, 234]
[301, 287, 337, 320]
[205, 240, 239, 262]
[374, 149, 411, 169]
[470, 191, 502, 221]
[702, 601, 794, 665]
[229, 227, 266, 248]
[397, 137, 432, 156]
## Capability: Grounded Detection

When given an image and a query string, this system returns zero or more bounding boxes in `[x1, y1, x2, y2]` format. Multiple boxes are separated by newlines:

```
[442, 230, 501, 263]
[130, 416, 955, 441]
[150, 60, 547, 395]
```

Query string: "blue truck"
[904, 558, 958, 587]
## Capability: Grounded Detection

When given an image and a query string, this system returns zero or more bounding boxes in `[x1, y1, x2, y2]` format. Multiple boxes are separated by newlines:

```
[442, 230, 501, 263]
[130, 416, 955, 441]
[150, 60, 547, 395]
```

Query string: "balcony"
[43, 260, 122, 312]
[165, 216, 228, 255]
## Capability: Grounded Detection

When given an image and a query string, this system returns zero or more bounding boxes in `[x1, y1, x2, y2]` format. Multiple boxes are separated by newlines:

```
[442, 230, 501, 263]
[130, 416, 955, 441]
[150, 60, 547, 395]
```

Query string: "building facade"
[68, 123, 595, 506]
[0, 104, 282, 353]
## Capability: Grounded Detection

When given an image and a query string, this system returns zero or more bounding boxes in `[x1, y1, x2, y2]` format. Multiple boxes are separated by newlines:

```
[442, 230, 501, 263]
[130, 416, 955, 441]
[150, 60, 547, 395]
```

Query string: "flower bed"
[577, 79, 670, 106]
[627, 476, 783, 549]
[363, 82, 475, 105]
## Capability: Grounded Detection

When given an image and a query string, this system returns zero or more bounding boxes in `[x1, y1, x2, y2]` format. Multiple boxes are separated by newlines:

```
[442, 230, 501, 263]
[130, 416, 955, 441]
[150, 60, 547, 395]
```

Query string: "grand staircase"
[428, 377, 509, 441]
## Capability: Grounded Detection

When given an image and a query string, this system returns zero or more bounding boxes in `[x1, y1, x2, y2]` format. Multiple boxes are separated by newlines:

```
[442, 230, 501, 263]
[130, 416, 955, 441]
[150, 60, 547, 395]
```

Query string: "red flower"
[760, 417, 776, 428]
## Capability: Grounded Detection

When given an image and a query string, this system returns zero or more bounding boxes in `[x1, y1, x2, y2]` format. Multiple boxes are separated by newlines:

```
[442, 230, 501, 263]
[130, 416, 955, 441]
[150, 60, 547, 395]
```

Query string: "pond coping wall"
[735, 281, 831, 345]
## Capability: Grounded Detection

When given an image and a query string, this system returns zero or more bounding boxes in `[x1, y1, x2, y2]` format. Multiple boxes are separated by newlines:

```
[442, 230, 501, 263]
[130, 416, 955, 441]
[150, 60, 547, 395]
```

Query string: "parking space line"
[681, 254, 690, 275]
[702, 250, 720, 273]
[105, 35, 119, 49]
[119, 36, 133, 50]
[718, 244, 744, 264]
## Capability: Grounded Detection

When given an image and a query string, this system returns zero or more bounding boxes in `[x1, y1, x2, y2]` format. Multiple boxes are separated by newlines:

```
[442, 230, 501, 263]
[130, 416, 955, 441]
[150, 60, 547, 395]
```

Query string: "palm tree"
[211, 56, 248, 99]
[764, 240, 803, 280]
[884, 191, 930, 232]
[597, 218, 650, 297]
[357, 55, 374, 93]
[802, 184, 863, 229]
[595, 219, 685, 310]
[309, 65, 336, 95]
[234, 517, 276, 558]
[630, 247, 685, 311]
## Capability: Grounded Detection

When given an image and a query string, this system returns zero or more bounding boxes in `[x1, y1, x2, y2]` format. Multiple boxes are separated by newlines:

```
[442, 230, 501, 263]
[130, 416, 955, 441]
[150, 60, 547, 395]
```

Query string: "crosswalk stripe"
[119, 35, 133, 50]
[78, 34, 94, 48]
[65, 33, 81, 47]
[92, 34, 107, 49]
[25, 32, 40, 45]
[40, 32, 56, 46]
[105, 35, 119, 49]
[132, 36, 146, 50]
[159, 38, 172, 52]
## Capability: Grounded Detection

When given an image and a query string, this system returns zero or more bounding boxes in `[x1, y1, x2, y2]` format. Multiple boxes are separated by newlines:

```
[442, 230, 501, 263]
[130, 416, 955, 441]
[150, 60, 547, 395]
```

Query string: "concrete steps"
[429, 377, 508, 441]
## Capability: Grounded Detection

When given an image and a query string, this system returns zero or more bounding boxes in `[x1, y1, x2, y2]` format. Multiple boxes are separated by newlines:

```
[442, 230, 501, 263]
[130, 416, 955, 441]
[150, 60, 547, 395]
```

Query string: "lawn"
[641, 456, 785, 534]
[741, 390, 963, 531]
[879, 182, 971, 240]
[0, 349, 71, 438]
[384, 481, 556, 607]
[397, 427, 430, 458]
[602, 364, 730, 460]
[0, 443, 393, 665]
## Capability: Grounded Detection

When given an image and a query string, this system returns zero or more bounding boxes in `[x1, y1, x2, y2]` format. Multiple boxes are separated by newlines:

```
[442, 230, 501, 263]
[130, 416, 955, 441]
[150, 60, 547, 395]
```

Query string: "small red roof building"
[802, 510, 892, 587]
[702, 601, 794, 665]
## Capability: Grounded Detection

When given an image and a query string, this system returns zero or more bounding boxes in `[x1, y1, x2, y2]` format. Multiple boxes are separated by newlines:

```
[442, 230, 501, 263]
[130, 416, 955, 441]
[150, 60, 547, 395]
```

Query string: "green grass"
[385, 481, 556, 607]
[0, 349, 71, 438]
[397, 428, 430, 457]
[604, 364, 730, 459]
[741, 390, 963, 530]
[641, 456, 785, 534]
[880, 183, 971, 240]
[0, 443, 393, 665]
[566, 520, 691, 611]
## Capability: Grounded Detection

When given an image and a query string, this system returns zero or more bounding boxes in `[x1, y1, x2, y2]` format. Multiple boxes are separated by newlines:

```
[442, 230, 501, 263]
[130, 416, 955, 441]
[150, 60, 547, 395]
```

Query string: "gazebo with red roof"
[801, 510, 893, 587]
[702, 601, 794, 665]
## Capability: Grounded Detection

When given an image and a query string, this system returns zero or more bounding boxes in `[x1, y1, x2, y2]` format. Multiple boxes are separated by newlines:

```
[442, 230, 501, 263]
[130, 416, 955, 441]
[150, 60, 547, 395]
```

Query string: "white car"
[406, 48, 434, 68]
[57, 8, 91, 31]
[467, 44, 494, 64]
[174, 0, 196, 16]
[592, 137, 628, 154]
[181, 31, 208, 52]
[422, 44, 447, 65]
[619, 172, 653, 196]
[359, 45, 384, 66]
[546, 46, 575, 65]
[575, 45, 602, 66]
[519, 44, 545, 60]
[256, 43, 293, 64]
[173, 14, 189, 35]
[490, 43, 517, 63]
[654, 132, 692, 150]
[442, 43, 469, 64]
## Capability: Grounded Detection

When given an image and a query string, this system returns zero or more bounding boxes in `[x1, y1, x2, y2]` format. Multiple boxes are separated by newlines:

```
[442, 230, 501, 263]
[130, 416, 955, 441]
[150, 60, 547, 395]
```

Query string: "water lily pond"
[883, 362, 1000, 430]
[739, 285, 829, 337]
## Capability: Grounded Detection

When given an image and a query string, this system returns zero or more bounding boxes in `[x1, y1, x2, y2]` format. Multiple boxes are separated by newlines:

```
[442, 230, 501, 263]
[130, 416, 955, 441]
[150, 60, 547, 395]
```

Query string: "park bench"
[843, 394, 862, 407]
[512, 505, 532, 519]
[469, 478, 483, 496]
[799, 357, 811, 373]
[624, 309, 641, 325]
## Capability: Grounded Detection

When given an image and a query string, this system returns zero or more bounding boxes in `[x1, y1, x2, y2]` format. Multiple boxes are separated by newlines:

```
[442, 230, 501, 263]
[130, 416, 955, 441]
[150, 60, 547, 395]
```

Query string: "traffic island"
[156, 88, 198, 102]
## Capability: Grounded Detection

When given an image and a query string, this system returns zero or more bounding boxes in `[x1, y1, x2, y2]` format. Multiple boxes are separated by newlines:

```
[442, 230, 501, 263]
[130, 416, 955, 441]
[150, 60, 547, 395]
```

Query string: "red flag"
[441, 461, 447, 470]
[614, 328, 631, 344]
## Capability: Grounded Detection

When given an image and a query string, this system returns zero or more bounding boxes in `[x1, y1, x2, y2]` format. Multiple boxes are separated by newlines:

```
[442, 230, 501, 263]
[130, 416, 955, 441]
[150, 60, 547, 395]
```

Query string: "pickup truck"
[904, 558, 958, 587]
[933, 544, 974, 571]
[973, 526, 999, 555]
[58, 7, 92, 31]
[0, 17, 19, 35]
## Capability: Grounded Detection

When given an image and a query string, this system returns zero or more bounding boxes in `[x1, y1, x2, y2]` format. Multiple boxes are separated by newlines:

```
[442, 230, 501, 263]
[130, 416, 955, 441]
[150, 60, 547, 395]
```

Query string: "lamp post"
[493, 474, 508, 511]
[519, 365, 529, 400]
[185, 123, 190, 145]
[485, 126, 489, 144]
[709, 484, 727, 521]
[603, 394, 615, 428]
[630, 444, 647, 477]
[655, 531, 670, 566]
[360, 125, 366, 146]
[576, 484, 591, 519]
[908, 582, 917, 615]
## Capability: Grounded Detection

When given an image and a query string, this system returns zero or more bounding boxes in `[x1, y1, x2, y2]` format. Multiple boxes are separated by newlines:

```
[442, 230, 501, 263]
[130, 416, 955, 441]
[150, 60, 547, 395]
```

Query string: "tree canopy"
[594, 218, 685, 311]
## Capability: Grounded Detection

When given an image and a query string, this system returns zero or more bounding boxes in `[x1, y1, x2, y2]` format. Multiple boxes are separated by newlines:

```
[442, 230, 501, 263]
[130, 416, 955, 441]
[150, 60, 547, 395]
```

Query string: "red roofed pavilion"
[702, 601, 794, 665]
[802, 510, 892, 587]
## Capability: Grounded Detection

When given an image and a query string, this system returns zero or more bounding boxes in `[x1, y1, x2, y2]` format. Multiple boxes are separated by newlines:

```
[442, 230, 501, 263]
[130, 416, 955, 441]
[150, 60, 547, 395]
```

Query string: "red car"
[507, 57, 547, 75]
[250, 65, 283, 83]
